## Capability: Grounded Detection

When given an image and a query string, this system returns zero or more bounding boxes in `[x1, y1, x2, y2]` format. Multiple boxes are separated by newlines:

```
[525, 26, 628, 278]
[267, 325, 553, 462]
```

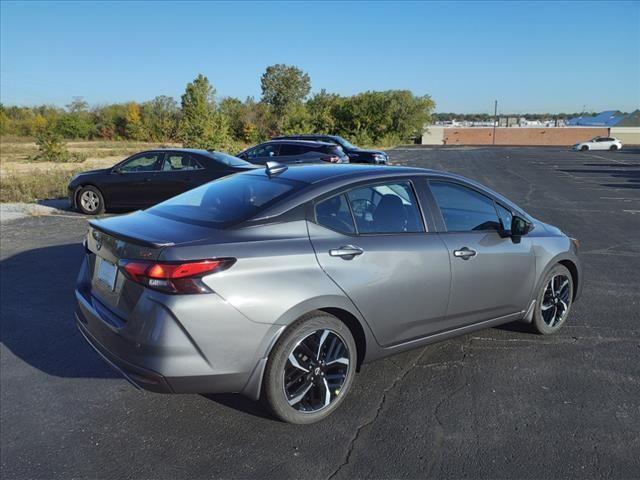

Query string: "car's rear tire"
[262, 311, 357, 424]
[77, 186, 105, 215]
[580, 145, 589, 151]
[532, 264, 574, 335]
[610, 145, 618, 151]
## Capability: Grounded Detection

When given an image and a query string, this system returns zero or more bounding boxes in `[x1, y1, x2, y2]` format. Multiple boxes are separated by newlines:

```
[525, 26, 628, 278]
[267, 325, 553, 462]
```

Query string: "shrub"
[31, 128, 86, 163]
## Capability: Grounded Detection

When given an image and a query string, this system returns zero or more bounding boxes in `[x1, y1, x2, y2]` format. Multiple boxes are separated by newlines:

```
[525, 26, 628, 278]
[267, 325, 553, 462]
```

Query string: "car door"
[103, 152, 163, 208]
[242, 143, 280, 165]
[153, 152, 205, 203]
[307, 179, 451, 347]
[428, 180, 536, 327]
[599, 137, 614, 150]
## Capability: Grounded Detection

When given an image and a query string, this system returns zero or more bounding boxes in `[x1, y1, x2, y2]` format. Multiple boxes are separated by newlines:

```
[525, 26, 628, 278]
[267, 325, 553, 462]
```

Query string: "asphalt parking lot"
[1, 146, 639, 479]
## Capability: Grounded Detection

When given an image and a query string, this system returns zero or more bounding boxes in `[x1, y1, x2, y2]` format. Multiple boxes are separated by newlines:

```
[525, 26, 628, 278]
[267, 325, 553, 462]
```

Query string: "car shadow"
[558, 162, 640, 190]
[0, 243, 119, 379]
[201, 393, 274, 420]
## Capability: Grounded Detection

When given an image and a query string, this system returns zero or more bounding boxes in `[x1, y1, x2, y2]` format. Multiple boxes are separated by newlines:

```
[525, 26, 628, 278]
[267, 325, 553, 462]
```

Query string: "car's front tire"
[77, 185, 105, 215]
[262, 311, 357, 424]
[580, 145, 589, 151]
[610, 145, 618, 151]
[532, 264, 574, 335]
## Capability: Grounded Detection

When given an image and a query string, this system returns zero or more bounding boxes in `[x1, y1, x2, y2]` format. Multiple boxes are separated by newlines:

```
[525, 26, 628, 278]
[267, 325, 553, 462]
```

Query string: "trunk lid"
[85, 211, 218, 320]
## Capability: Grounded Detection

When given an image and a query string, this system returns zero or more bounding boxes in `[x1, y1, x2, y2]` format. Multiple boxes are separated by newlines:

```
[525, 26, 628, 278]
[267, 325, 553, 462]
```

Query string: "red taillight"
[321, 155, 341, 163]
[120, 258, 235, 294]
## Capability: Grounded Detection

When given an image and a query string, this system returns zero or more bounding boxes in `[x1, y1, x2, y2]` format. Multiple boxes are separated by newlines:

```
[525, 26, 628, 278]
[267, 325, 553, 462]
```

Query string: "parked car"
[274, 134, 389, 164]
[77, 162, 582, 424]
[572, 136, 623, 151]
[236, 139, 349, 165]
[68, 149, 255, 214]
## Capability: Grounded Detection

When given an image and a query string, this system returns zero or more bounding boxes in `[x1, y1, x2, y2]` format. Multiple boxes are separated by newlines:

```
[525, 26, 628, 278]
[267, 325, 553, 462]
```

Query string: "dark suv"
[274, 134, 388, 164]
[237, 140, 349, 165]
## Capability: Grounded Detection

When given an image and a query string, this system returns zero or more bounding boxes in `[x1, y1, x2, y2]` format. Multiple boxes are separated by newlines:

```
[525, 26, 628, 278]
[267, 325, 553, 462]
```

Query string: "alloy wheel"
[283, 329, 350, 412]
[80, 190, 100, 213]
[541, 274, 571, 327]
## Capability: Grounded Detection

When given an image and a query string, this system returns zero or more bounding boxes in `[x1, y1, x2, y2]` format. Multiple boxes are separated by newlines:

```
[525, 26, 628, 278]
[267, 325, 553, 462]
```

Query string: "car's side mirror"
[113, 167, 123, 175]
[511, 215, 531, 236]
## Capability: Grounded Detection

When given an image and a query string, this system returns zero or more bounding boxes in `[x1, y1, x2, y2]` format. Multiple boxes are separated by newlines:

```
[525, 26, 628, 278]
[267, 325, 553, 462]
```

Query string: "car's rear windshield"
[210, 152, 252, 168]
[147, 174, 305, 227]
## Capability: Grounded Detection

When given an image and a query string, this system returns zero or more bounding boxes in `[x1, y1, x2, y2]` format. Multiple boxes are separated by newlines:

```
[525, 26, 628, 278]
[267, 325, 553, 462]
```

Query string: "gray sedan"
[76, 163, 581, 424]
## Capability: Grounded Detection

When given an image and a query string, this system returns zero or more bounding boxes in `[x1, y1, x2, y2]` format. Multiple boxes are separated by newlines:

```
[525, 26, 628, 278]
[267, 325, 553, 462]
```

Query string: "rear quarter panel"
[159, 220, 374, 339]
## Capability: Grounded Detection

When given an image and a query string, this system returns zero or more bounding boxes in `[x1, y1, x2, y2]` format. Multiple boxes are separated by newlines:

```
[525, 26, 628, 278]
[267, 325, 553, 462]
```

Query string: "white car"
[572, 136, 623, 151]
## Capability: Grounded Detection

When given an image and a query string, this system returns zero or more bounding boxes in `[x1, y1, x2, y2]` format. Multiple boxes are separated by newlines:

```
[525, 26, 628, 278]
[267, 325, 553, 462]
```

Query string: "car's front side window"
[119, 153, 161, 173]
[247, 144, 278, 159]
[346, 181, 424, 234]
[430, 181, 502, 232]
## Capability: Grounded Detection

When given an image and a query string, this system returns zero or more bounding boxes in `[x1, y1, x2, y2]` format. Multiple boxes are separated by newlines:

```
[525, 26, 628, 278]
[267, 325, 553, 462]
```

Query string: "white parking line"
[585, 153, 633, 165]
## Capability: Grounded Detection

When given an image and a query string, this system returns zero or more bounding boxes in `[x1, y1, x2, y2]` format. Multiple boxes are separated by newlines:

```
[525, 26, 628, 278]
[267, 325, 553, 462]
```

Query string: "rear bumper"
[77, 318, 174, 393]
[75, 258, 280, 398]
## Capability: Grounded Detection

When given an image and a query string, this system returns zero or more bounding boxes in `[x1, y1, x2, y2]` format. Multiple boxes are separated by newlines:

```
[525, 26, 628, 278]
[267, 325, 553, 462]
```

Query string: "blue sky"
[1, 0, 638, 113]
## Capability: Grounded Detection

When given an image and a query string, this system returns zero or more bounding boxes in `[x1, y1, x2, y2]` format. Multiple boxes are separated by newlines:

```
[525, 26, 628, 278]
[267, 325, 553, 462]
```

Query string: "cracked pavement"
[2, 147, 639, 479]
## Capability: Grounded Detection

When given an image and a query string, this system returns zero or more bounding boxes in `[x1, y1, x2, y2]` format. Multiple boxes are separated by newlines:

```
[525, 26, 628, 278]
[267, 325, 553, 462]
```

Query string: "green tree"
[260, 64, 311, 131]
[219, 97, 245, 140]
[142, 96, 179, 142]
[281, 103, 312, 135]
[307, 89, 342, 133]
[54, 112, 94, 139]
[179, 74, 229, 149]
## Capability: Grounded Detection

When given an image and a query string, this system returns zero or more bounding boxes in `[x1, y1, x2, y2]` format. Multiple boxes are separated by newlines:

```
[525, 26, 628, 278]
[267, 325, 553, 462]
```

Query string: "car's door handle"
[329, 245, 364, 258]
[453, 247, 477, 260]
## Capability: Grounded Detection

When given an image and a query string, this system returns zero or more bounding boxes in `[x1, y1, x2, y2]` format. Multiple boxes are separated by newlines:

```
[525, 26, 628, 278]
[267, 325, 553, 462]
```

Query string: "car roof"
[262, 139, 337, 147]
[135, 148, 217, 157]
[245, 163, 438, 185]
[243, 164, 530, 222]
[275, 134, 339, 140]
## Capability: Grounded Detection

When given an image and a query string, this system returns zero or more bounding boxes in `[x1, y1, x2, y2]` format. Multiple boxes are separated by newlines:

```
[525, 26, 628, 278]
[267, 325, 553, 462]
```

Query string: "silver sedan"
[76, 162, 582, 424]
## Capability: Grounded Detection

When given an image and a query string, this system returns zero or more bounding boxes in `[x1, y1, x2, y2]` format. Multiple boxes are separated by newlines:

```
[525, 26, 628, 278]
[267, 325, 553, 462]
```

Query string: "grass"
[0, 168, 83, 203]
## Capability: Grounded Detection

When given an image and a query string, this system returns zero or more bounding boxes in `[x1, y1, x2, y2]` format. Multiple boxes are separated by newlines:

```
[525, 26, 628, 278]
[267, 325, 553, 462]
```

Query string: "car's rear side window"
[162, 153, 202, 171]
[315, 194, 356, 234]
[147, 174, 304, 227]
[346, 182, 423, 234]
[279, 144, 306, 156]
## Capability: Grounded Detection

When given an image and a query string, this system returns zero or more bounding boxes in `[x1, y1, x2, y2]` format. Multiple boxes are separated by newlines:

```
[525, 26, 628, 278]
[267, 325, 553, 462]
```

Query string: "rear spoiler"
[89, 219, 175, 249]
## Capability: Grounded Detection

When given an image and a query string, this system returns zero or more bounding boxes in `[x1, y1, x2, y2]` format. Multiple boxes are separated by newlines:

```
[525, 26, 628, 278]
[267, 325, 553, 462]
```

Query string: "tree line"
[0, 65, 435, 150]
[432, 112, 601, 122]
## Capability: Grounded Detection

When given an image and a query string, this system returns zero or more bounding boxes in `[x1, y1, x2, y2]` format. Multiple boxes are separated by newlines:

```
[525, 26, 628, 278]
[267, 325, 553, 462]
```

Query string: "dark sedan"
[274, 134, 389, 164]
[68, 149, 255, 214]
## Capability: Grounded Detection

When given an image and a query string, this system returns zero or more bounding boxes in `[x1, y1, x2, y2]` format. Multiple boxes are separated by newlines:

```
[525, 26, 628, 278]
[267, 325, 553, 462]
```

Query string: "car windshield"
[210, 152, 253, 168]
[334, 136, 357, 150]
[147, 174, 305, 227]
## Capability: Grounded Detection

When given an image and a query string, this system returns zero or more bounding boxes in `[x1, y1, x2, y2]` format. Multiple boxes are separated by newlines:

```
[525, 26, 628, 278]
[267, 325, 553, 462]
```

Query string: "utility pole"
[492, 100, 498, 145]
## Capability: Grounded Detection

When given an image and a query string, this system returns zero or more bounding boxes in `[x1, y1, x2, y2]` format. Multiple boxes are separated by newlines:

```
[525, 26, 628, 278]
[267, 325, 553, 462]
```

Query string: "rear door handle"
[453, 247, 477, 260]
[329, 245, 364, 258]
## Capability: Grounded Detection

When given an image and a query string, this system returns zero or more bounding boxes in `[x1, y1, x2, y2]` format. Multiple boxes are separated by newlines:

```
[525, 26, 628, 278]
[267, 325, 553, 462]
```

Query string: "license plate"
[97, 258, 117, 291]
